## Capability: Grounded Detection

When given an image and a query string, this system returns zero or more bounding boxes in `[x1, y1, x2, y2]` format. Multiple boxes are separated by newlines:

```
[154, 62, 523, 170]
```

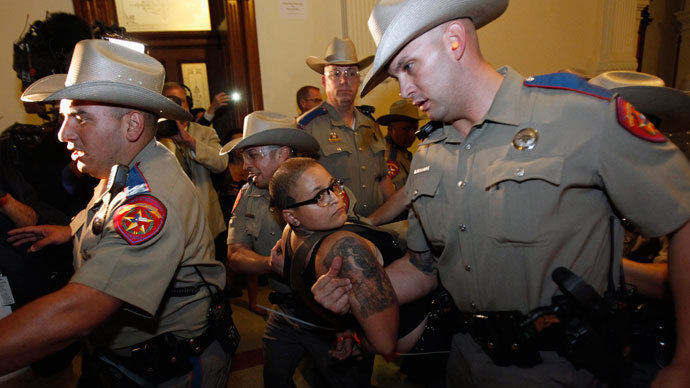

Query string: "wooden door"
[72, 0, 262, 135]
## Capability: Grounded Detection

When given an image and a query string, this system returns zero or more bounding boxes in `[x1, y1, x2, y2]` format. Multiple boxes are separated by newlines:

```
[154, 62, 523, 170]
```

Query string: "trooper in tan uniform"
[311, 1, 690, 387]
[224, 111, 373, 387]
[1, 40, 232, 387]
[378, 99, 424, 190]
[298, 37, 395, 217]
[160, 82, 229, 241]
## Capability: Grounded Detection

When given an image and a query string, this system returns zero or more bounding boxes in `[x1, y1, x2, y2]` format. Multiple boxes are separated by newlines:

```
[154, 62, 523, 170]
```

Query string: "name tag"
[413, 166, 430, 175]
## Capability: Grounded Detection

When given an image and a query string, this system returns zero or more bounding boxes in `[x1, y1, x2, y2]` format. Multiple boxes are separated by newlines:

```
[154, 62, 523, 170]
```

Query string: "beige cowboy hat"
[377, 99, 427, 126]
[589, 71, 690, 133]
[306, 37, 374, 74]
[361, 0, 509, 97]
[21, 39, 191, 121]
[220, 111, 320, 154]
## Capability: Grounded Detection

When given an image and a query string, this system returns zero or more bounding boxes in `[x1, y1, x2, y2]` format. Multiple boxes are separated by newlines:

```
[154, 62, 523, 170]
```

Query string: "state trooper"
[2, 40, 234, 387]
[377, 99, 424, 191]
[311, 1, 690, 387]
[298, 37, 395, 217]
[224, 111, 374, 387]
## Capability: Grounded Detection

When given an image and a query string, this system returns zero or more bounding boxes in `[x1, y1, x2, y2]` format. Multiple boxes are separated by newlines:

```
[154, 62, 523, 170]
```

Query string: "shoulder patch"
[125, 163, 151, 198]
[387, 160, 400, 179]
[113, 194, 167, 245]
[297, 107, 328, 129]
[231, 183, 249, 215]
[524, 72, 614, 101]
[616, 97, 666, 143]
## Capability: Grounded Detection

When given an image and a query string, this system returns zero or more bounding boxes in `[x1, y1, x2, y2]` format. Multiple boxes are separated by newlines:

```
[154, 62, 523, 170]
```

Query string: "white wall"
[0, 0, 74, 132]
[254, 0, 343, 116]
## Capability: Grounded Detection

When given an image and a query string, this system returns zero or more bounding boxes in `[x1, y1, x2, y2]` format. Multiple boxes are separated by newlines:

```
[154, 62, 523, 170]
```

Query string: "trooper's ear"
[446, 21, 467, 61]
[124, 110, 146, 142]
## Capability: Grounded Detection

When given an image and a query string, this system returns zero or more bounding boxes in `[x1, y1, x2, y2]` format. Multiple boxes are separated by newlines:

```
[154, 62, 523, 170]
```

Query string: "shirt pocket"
[409, 171, 446, 247]
[485, 156, 563, 246]
[244, 197, 264, 240]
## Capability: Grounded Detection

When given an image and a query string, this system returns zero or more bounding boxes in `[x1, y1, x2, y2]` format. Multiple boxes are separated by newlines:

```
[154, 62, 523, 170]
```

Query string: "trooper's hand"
[311, 255, 352, 315]
[329, 330, 362, 360]
[7, 224, 72, 252]
[269, 239, 284, 276]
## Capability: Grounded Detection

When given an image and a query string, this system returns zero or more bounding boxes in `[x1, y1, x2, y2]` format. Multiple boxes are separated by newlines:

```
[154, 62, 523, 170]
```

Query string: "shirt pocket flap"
[409, 171, 442, 200]
[320, 139, 352, 157]
[486, 156, 563, 189]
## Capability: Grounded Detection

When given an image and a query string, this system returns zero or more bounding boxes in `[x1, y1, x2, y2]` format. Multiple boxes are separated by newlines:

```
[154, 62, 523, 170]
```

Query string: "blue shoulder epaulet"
[125, 163, 151, 198]
[298, 106, 328, 128]
[356, 105, 376, 121]
[524, 72, 615, 101]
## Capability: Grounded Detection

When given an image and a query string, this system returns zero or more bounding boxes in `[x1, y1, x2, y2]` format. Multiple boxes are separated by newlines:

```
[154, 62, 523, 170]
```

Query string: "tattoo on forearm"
[409, 250, 437, 274]
[324, 236, 396, 318]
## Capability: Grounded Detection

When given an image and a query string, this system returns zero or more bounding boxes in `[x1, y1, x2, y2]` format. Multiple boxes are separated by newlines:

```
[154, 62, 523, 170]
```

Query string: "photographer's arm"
[7, 224, 72, 252]
[0, 192, 38, 227]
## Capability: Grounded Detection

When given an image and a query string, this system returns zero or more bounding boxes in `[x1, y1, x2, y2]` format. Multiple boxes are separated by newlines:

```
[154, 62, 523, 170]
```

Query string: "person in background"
[378, 99, 423, 191]
[298, 37, 395, 217]
[296, 85, 323, 115]
[160, 82, 229, 263]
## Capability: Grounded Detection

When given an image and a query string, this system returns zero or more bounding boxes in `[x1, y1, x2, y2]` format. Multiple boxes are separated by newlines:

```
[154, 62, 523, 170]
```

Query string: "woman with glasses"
[269, 157, 433, 360]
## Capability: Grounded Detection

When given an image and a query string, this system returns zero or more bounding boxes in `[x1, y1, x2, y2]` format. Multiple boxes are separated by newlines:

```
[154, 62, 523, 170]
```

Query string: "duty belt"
[455, 305, 563, 368]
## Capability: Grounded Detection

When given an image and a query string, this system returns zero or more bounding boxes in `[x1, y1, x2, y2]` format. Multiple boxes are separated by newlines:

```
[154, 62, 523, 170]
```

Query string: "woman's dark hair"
[270, 157, 320, 211]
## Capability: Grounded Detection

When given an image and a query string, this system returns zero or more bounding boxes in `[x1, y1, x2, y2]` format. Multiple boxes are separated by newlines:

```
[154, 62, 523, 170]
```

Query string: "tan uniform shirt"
[69, 139, 226, 349]
[406, 66, 690, 313]
[227, 183, 284, 256]
[160, 122, 228, 238]
[385, 135, 412, 191]
[298, 102, 387, 217]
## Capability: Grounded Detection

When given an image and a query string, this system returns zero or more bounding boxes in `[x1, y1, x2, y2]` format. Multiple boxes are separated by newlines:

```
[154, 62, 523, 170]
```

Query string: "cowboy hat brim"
[21, 74, 192, 121]
[615, 86, 690, 133]
[224, 128, 320, 154]
[306, 55, 374, 75]
[361, 0, 508, 97]
[377, 113, 422, 126]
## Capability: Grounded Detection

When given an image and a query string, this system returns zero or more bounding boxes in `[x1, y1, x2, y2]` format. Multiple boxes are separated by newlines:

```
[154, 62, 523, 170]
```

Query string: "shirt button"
[362, 184, 367, 189]
[413, 190, 419, 196]
[270, 232, 275, 236]
[363, 204, 368, 209]
[470, 303, 477, 310]
[464, 264, 471, 272]
[464, 143, 471, 150]
[361, 165, 366, 170]
[459, 224, 467, 231]
[514, 168, 525, 177]
[359, 147, 363, 151]
[457, 181, 466, 189]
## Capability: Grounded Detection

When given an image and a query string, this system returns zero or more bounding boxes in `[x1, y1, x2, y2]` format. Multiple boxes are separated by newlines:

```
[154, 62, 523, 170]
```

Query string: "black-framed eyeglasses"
[285, 179, 344, 209]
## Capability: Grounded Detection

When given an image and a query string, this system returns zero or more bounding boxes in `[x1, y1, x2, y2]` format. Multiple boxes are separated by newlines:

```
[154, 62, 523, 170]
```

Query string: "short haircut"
[270, 157, 320, 211]
[296, 85, 319, 106]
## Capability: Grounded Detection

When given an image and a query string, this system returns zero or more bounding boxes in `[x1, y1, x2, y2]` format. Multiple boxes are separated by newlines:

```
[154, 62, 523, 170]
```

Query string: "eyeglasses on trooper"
[242, 145, 281, 162]
[285, 179, 345, 209]
[324, 69, 360, 80]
